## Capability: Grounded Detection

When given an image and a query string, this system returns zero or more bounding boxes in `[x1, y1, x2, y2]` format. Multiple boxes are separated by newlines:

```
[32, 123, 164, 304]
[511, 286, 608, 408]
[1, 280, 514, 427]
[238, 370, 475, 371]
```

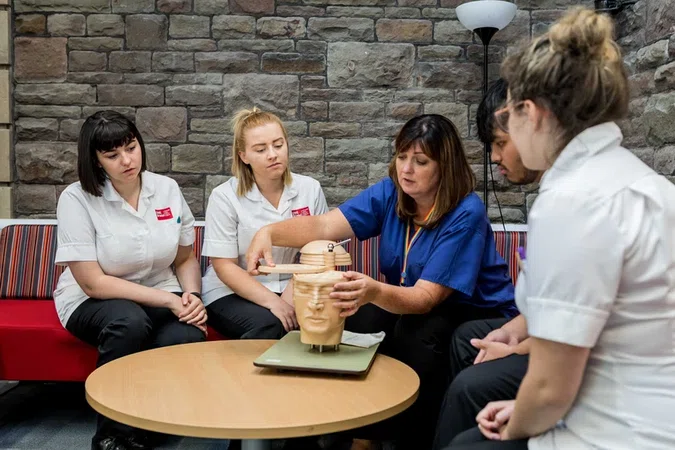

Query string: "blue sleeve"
[337, 178, 393, 241]
[420, 204, 488, 297]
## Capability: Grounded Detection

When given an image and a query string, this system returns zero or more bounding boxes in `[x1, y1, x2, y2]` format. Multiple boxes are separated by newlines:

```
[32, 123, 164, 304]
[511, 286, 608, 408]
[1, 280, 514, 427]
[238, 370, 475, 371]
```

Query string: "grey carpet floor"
[0, 382, 231, 450]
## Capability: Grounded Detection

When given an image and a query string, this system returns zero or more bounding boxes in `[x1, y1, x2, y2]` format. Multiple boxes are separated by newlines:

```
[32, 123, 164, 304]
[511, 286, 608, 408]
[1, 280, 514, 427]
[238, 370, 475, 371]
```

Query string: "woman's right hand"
[246, 227, 275, 276]
[270, 299, 298, 332]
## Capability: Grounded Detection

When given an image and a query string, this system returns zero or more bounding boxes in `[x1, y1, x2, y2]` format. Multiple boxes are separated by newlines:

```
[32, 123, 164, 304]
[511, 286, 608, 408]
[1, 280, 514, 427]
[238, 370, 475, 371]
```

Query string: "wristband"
[190, 291, 202, 299]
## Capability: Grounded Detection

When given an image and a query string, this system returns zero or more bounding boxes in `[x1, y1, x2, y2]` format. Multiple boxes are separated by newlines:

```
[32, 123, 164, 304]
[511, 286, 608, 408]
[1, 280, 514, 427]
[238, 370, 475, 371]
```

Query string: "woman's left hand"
[476, 400, 515, 440]
[330, 271, 379, 317]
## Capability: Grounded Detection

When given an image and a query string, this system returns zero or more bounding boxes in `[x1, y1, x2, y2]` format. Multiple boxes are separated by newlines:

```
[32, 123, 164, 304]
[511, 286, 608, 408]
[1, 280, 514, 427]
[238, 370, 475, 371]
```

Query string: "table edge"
[85, 387, 419, 439]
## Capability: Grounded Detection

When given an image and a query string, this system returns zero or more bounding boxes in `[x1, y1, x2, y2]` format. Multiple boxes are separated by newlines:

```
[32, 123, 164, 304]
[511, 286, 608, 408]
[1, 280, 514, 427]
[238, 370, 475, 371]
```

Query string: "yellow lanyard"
[400, 206, 435, 286]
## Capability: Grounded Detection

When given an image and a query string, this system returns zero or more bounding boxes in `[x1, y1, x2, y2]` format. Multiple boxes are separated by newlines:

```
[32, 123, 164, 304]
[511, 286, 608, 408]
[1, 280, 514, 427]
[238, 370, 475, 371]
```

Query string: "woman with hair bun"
[447, 7, 675, 450]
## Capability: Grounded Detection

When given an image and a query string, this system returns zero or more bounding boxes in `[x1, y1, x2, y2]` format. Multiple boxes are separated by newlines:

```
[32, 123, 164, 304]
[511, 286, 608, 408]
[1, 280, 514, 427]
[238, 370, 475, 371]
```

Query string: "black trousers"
[445, 427, 528, 449]
[433, 319, 529, 450]
[66, 294, 206, 443]
[341, 302, 508, 450]
[206, 293, 286, 340]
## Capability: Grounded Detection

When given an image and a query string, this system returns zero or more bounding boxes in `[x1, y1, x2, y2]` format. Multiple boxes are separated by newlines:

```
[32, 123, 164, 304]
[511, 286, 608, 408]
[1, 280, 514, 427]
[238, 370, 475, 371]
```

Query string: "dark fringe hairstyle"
[77, 110, 146, 196]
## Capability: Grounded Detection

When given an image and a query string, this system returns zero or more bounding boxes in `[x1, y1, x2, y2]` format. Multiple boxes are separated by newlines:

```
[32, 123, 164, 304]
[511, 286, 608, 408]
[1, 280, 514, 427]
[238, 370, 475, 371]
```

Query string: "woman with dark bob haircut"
[53, 110, 207, 450]
[245, 114, 517, 449]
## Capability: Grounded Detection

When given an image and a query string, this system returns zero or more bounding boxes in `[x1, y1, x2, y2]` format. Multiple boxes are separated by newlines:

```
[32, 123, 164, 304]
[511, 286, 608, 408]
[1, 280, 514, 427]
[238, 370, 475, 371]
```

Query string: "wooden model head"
[293, 271, 345, 346]
[258, 240, 354, 348]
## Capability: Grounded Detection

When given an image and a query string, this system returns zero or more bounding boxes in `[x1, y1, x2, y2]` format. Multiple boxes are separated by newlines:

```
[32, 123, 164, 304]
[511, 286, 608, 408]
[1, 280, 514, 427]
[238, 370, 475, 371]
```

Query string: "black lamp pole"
[474, 27, 498, 212]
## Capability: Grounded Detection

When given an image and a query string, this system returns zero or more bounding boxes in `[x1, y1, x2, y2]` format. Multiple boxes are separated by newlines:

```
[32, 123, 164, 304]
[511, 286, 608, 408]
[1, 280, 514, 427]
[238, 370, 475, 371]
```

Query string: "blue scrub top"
[338, 178, 517, 316]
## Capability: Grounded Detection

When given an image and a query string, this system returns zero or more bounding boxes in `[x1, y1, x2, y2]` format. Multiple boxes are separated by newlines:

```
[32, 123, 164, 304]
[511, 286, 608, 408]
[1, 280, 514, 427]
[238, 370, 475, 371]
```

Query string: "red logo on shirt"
[292, 206, 311, 217]
[155, 207, 174, 220]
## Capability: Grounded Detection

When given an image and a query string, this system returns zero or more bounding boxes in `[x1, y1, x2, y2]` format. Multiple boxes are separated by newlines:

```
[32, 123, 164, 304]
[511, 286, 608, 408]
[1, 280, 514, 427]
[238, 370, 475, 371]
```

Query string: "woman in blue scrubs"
[246, 114, 516, 449]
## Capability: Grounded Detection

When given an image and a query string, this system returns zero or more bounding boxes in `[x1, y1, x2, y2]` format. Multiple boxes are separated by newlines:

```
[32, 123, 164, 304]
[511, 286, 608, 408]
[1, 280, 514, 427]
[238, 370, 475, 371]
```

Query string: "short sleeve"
[337, 178, 392, 241]
[524, 193, 622, 348]
[178, 187, 195, 247]
[419, 209, 487, 296]
[313, 182, 329, 215]
[55, 189, 98, 265]
[202, 187, 239, 259]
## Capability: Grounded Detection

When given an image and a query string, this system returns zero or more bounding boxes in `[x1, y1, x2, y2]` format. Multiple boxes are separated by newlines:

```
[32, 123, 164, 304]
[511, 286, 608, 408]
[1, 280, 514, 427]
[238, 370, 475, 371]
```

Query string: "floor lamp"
[456, 1, 517, 211]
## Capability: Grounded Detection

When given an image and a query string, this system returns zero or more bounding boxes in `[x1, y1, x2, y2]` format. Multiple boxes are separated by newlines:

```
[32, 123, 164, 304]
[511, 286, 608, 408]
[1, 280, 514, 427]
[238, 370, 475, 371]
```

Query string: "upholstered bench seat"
[0, 299, 96, 381]
[0, 299, 225, 381]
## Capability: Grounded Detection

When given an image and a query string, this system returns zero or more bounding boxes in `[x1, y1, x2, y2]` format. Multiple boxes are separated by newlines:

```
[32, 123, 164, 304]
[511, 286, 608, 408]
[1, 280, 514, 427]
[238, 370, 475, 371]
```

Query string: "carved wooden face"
[295, 283, 343, 335]
[294, 272, 345, 344]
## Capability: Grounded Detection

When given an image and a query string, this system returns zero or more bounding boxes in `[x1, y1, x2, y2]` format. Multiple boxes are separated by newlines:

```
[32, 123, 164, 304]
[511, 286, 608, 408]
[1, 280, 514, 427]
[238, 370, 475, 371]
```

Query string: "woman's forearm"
[505, 371, 574, 439]
[175, 256, 202, 294]
[374, 283, 439, 315]
[214, 261, 282, 309]
[267, 209, 353, 248]
[86, 274, 176, 308]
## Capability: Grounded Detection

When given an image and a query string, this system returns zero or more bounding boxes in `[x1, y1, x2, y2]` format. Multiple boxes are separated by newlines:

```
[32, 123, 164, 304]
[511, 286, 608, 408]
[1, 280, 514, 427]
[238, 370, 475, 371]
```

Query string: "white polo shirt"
[201, 173, 328, 306]
[54, 171, 196, 327]
[515, 123, 675, 449]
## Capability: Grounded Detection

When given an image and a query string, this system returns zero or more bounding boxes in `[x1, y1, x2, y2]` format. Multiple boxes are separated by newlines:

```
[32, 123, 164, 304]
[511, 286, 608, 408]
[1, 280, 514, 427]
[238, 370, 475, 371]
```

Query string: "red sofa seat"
[0, 299, 97, 381]
[0, 300, 225, 382]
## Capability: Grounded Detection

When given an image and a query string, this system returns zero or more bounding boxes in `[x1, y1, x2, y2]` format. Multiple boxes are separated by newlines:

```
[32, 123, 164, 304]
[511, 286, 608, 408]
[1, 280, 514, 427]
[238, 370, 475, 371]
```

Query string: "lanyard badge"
[400, 206, 435, 286]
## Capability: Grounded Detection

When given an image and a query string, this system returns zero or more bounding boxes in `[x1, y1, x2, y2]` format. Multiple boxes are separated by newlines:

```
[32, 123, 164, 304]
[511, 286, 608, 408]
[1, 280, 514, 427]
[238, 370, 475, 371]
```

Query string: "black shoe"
[122, 433, 154, 450]
[92, 436, 129, 450]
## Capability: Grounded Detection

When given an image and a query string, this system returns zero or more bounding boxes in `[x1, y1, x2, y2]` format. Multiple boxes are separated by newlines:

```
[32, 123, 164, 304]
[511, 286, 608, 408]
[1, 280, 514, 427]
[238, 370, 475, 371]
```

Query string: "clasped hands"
[471, 327, 520, 364]
[168, 292, 208, 336]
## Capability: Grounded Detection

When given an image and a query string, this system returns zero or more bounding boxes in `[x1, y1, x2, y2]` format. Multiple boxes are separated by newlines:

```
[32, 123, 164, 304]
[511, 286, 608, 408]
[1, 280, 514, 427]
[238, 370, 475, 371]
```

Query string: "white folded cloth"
[341, 330, 386, 348]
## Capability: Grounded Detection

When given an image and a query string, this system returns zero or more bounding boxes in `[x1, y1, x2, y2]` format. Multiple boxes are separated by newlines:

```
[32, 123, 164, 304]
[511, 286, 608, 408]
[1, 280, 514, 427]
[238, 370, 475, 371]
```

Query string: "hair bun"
[548, 7, 615, 61]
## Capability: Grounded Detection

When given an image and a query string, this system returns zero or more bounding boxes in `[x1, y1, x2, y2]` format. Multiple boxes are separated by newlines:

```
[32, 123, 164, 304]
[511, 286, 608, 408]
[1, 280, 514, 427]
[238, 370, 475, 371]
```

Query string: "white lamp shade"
[456, 1, 517, 31]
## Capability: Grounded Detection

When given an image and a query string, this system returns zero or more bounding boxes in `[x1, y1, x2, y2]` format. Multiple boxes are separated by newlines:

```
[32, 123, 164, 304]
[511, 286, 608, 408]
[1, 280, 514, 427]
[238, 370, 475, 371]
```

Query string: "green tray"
[253, 331, 380, 375]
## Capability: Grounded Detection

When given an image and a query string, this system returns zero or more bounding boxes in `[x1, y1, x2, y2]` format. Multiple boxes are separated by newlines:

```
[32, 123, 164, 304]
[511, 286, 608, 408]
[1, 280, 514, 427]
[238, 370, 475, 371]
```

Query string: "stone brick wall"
[8, 0, 675, 221]
[0, 0, 10, 218]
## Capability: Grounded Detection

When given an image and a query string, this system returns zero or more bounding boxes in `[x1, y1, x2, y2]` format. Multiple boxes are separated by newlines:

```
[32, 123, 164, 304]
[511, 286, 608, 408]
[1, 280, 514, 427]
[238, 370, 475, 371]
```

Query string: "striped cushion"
[0, 225, 526, 300]
[0, 224, 210, 300]
[193, 225, 210, 276]
[493, 231, 527, 284]
[0, 225, 63, 299]
[343, 236, 387, 283]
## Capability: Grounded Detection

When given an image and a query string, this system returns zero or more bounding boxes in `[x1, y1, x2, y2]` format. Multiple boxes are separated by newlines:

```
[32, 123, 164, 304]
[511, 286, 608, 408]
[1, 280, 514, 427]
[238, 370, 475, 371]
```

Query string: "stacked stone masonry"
[8, 0, 675, 221]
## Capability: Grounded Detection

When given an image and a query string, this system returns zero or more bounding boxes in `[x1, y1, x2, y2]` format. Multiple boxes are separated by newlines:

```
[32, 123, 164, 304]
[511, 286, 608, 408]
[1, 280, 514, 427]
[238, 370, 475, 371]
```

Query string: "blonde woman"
[201, 107, 328, 340]
[448, 7, 675, 450]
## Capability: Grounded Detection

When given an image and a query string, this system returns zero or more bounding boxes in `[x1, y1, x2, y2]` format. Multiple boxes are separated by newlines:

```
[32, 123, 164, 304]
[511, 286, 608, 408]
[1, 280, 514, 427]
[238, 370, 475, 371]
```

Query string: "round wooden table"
[85, 340, 420, 450]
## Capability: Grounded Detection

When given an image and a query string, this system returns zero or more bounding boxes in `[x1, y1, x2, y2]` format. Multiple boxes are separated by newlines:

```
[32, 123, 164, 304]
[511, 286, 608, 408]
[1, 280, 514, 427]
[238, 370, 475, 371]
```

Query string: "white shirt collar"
[243, 175, 298, 204]
[540, 122, 623, 192]
[101, 171, 155, 202]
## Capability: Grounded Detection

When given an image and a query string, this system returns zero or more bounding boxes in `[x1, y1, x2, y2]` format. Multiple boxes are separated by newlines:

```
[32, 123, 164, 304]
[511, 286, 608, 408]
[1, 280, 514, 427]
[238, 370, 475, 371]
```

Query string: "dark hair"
[78, 110, 146, 196]
[388, 114, 476, 229]
[476, 78, 508, 146]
